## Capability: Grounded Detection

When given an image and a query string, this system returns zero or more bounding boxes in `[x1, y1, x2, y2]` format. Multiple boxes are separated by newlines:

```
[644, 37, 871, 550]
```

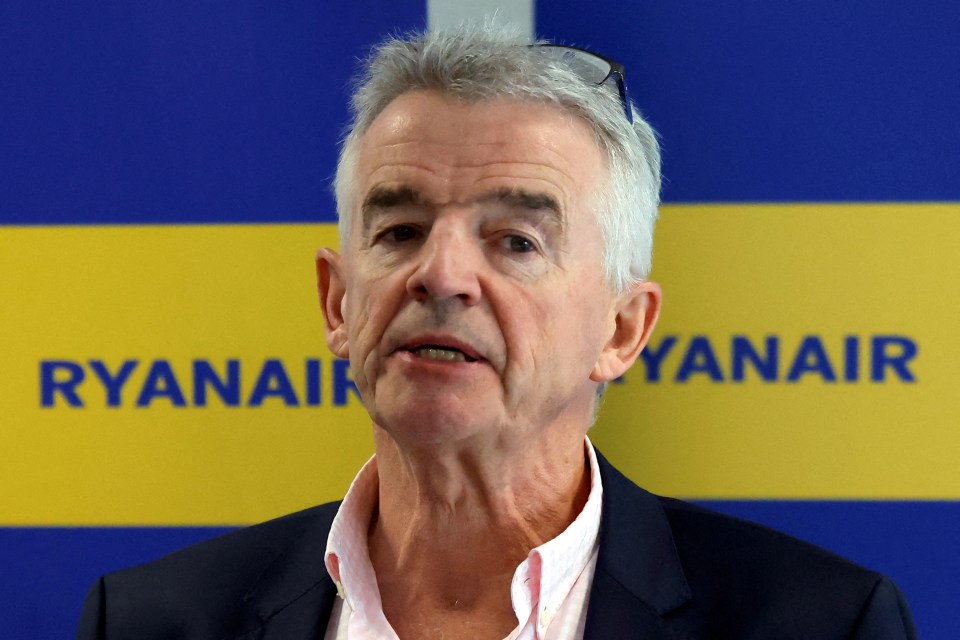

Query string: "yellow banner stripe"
[596, 203, 960, 499]
[1, 204, 958, 524]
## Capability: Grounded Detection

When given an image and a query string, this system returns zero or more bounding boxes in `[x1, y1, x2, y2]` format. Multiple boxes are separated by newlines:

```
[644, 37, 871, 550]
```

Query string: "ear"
[315, 248, 349, 358]
[591, 281, 662, 383]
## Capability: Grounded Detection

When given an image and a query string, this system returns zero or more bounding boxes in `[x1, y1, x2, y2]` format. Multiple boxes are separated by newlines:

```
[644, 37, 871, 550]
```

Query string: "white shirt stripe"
[426, 0, 534, 41]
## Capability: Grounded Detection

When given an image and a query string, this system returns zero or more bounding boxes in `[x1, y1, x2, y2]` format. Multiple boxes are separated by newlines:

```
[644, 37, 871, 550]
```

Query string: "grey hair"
[334, 22, 661, 291]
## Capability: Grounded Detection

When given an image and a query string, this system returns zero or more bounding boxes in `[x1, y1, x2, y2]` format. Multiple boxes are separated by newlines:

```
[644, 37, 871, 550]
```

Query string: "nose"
[405, 226, 482, 305]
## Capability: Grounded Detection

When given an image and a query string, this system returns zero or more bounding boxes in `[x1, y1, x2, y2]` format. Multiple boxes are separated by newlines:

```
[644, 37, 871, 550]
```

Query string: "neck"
[367, 426, 590, 634]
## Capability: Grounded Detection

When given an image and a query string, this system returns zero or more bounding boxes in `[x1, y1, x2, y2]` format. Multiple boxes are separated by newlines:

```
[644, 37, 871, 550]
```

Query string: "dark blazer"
[77, 453, 917, 639]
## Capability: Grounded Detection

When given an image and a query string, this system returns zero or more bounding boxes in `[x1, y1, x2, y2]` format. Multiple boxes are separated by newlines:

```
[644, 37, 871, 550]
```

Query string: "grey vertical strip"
[427, 0, 534, 39]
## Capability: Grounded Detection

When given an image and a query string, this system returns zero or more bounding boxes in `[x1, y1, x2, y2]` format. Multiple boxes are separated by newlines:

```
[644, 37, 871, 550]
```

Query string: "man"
[78, 25, 917, 639]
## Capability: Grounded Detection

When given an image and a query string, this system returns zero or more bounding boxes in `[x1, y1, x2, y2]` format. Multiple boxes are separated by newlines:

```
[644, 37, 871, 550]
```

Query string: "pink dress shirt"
[323, 438, 604, 640]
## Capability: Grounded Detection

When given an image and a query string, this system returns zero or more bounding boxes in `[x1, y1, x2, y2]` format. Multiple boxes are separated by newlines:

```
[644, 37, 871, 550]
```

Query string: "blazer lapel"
[228, 503, 341, 640]
[584, 452, 691, 639]
[249, 582, 338, 640]
[584, 569, 674, 639]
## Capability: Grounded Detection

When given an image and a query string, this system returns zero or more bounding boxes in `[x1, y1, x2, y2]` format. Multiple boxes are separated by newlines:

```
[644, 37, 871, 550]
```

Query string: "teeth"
[414, 347, 468, 362]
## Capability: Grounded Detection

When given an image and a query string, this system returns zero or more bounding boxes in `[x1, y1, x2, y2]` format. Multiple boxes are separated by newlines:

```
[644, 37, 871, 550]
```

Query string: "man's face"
[318, 91, 658, 450]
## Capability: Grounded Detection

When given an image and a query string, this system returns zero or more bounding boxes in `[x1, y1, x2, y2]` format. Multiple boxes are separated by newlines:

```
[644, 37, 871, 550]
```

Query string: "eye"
[377, 224, 421, 244]
[504, 234, 537, 253]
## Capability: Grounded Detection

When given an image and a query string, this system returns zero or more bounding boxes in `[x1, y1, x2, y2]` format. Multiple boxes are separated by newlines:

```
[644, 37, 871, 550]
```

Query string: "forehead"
[352, 91, 606, 217]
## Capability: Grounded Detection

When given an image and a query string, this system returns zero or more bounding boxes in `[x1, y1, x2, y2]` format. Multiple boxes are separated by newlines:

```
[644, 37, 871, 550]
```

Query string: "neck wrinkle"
[368, 427, 591, 605]
[371, 423, 589, 552]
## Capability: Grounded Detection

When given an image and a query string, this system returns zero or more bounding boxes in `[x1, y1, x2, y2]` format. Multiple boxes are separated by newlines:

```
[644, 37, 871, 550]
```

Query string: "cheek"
[346, 275, 408, 381]
[340, 285, 381, 379]
[499, 292, 572, 375]
[539, 282, 611, 368]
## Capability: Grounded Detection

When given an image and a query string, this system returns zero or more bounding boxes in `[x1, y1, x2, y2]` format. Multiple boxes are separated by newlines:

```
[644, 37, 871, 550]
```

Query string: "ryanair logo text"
[38, 334, 918, 408]
[40, 358, 360, 408]
[637, 334, 917, 383]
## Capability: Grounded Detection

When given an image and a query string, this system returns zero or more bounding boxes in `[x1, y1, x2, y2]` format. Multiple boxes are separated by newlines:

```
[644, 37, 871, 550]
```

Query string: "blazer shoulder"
[84, 502, 340, 640]
[657, 497, 903, 636]
[660, 495, 883, 585]
[590, 453, 916, 638]
[111, 501, 340, 587]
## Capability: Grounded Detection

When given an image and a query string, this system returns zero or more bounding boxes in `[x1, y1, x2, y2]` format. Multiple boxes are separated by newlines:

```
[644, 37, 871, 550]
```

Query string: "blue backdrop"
[2, 2, 957, 638]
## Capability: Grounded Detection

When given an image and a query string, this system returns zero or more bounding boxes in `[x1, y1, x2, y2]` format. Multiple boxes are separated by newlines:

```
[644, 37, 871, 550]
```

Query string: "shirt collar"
[323, 456, 396, 635]
[511, 437, 603, 636]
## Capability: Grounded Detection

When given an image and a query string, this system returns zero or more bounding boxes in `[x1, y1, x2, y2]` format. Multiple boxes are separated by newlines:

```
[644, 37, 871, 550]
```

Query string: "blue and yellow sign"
[2, 1, 959, 638]
[3, 205, 957, 526]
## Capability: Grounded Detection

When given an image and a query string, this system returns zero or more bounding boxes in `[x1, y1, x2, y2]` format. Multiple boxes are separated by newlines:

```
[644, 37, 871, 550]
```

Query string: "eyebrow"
[360, 184, 564, 232]
[361, 186, 426, 233]
[362, 185, 423, 212]
[481, 187, 565, 236]
[479, 187, 561, 217]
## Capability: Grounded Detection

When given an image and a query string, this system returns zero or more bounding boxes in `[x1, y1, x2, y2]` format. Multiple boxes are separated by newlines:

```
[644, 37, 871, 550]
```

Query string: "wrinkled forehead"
[351, 90, 608, 214]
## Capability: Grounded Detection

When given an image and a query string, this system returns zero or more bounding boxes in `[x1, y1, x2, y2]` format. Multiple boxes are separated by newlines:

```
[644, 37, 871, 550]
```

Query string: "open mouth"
[408, 346, 478, 363]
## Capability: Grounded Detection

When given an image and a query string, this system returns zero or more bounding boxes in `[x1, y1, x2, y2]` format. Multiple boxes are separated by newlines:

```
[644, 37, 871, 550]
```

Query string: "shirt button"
[540, 609, 552, 627]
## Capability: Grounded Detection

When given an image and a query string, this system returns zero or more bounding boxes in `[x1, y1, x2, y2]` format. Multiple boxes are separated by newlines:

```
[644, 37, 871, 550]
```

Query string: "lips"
[397, 335, 484, 364]
[409, 346, 477, 362]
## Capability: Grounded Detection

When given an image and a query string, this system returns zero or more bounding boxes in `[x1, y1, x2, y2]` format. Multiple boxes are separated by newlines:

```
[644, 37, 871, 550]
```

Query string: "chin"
[373, 396, 494, 447]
